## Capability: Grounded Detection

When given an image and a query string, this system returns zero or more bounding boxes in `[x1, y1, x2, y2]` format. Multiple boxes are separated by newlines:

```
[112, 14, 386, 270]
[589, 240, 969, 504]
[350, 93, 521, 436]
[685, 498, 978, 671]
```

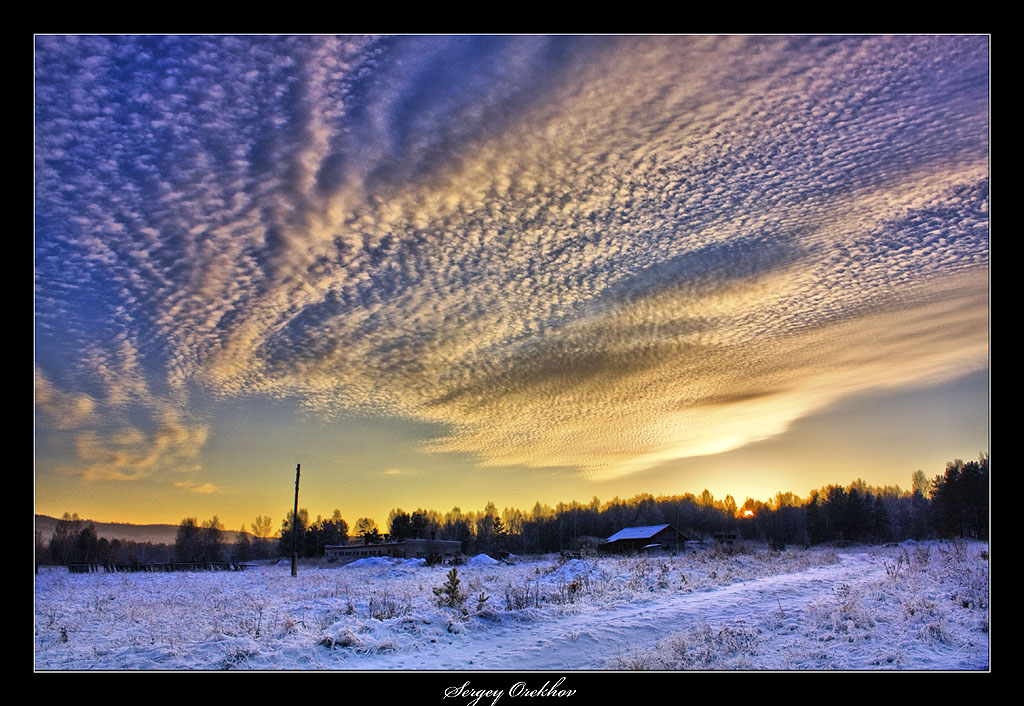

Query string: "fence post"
[291, 463, 301, 577]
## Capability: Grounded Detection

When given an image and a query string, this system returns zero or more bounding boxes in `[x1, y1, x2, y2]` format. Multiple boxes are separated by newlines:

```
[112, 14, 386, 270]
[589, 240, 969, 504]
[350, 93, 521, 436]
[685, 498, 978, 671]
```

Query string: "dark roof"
[606, 524, 677, 542]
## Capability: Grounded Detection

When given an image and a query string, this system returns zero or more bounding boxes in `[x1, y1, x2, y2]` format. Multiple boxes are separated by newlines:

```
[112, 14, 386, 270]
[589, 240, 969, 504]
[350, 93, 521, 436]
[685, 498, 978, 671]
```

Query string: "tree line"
[37, 454, 988, 566]
[37, 514, 176, 567]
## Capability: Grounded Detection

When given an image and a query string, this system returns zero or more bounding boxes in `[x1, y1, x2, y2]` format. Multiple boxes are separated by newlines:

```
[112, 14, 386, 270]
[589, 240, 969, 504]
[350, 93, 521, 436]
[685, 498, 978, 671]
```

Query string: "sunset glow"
[34, 35, 989, 532]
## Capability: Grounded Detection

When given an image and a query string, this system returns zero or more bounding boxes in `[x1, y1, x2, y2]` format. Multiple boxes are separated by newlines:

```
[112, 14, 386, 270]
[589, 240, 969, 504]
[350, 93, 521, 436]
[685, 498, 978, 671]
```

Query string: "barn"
[604, 524, 687, 553]
[324, 539, 463, 564]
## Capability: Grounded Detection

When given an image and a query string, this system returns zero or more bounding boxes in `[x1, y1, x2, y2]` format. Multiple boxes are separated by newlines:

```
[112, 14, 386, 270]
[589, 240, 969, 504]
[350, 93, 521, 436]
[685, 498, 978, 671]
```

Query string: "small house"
[604, 524, 687, 553]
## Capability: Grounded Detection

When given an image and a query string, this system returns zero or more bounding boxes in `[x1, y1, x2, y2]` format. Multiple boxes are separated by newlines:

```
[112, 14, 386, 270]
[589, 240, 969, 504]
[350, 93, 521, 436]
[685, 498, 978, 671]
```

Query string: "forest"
[36, 455, 988, 567]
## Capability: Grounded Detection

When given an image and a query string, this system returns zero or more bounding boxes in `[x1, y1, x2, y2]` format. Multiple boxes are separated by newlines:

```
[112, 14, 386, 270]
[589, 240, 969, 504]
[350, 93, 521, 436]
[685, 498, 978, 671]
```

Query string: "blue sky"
[34, 35, 988, 532]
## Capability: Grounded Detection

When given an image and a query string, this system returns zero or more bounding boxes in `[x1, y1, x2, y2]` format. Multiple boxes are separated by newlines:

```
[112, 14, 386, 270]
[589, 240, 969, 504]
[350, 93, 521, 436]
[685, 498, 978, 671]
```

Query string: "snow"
[344, 557, 427, 569]
[466, 554, 501, 566]
[605, 524, 671, 542]
[33, 540, 989, 671]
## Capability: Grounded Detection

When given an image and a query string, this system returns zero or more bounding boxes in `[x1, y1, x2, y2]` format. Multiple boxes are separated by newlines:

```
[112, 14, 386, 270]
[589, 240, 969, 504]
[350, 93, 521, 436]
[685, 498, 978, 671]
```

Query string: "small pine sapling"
[433, 567, 467, 612]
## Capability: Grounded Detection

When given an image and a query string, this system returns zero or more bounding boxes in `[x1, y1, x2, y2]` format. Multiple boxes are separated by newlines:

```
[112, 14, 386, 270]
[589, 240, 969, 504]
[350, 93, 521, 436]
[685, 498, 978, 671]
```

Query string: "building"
[324, 538, 463, 564]
[603, 524, 687, 553]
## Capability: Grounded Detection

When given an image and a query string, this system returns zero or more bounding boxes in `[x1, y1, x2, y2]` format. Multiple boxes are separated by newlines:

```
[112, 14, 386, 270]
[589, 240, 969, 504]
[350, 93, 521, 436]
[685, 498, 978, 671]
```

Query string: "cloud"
[417, 266, 988, 477]
[174, 481, 219, 494]
[35, 35, 989, 482]
[35, 368, 97, 430]
[64, 413, 209, 483]
[35, 341, 209, 484]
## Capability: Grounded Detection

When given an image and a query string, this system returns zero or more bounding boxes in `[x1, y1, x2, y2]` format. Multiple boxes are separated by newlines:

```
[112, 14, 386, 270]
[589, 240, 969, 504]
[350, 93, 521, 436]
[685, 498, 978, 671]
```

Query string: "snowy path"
[35, 544, 988, 670]
[357, 551, 884, 670]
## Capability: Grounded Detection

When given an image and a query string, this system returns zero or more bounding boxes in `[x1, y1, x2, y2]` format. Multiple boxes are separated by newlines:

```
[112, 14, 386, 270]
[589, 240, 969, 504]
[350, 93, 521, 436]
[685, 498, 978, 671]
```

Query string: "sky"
[34, 35, 989, 535]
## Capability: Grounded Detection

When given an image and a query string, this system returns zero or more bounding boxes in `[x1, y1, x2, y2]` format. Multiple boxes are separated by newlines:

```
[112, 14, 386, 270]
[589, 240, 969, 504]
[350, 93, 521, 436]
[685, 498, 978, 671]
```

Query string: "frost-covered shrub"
[936, 541, 989, 612]
[809, 584, 877, 640]
[916, 620, 956, 646]
[609, 620, 760, 670]
[909, 544, 931, 567]
[367, 590, 409, 621]
[553, 576, 589, 605]
[220, 639, 259, 670]
[504, 580, 541, 610]
[937, 539, 967, 563]
[621, 555, 675, 593]
[884, 553, 907, 578]
[318, 624, 369, 651]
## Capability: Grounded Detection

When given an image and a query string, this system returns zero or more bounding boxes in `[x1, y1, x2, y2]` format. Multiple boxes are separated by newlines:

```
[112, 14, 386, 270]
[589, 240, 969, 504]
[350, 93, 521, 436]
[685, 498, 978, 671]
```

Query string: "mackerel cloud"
[35, 35, 989, 481]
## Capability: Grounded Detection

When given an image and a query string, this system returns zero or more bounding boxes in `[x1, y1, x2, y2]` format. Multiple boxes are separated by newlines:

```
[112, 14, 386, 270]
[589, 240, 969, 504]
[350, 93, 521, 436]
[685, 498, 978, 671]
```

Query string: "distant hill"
[34, 515, 249, 546]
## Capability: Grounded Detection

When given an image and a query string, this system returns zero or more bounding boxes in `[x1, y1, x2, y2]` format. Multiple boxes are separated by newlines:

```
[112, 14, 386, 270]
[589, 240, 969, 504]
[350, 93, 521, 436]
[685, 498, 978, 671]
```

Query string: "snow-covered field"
[34, 540, 989, 671]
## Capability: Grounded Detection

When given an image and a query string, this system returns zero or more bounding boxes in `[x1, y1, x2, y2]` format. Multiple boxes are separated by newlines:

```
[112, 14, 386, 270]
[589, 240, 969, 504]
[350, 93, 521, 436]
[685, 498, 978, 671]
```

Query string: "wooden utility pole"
[291, 463, 301, 577]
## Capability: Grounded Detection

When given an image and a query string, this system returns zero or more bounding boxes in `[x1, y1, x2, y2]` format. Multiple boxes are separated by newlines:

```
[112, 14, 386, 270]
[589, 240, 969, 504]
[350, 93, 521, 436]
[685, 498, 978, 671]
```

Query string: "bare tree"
[911, 470, 932, 496]
[48, 512, 83, 565]
[233, 524, 252, 562]
[175, 517, 201, 562]
[250, 515, 275, 558]
[202, 516, 225, 562]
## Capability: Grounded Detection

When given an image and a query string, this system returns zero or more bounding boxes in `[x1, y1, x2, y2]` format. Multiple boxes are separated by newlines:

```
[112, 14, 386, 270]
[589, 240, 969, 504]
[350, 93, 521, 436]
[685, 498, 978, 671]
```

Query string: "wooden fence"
[67, 561, 249, 574]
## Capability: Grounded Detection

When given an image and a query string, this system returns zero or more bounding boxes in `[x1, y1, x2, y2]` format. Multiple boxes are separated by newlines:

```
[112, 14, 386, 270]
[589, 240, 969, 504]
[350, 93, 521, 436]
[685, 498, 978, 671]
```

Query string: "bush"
[555, 577, 588, 605]
[368, 591, 407, 621]
[504, 581, 541, 610]
[608, 620, 760, 670]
